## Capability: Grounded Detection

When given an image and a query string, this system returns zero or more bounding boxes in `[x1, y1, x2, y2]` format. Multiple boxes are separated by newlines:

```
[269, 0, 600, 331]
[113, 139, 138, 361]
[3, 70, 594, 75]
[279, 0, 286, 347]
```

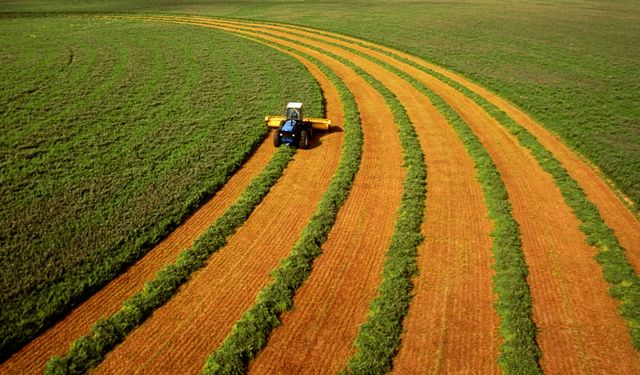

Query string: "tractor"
[265, 102, 331, 149]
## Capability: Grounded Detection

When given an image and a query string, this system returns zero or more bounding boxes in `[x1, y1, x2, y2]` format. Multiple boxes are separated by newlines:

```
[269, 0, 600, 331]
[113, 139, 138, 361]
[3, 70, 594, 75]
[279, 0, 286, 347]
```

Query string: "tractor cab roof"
[287, 102, 303, 109]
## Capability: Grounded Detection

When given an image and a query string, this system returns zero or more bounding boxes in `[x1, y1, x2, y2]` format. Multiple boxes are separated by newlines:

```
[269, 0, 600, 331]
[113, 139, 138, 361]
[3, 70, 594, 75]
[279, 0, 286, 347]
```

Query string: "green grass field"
[2, 0, 639, 364]
[2, 1, 638, 207]
[0, 14, 322, 355]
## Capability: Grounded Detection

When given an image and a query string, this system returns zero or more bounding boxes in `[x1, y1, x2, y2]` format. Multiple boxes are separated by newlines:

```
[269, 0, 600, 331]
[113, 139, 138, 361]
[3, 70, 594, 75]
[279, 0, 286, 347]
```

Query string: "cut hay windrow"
[377, 54, 640, 348]
[274, 31, 541, 371]
[216, 21, 539, 372]
[201, 42, 363, 375]
[194, 23, 427, 373]
[44, 145, 296, 374]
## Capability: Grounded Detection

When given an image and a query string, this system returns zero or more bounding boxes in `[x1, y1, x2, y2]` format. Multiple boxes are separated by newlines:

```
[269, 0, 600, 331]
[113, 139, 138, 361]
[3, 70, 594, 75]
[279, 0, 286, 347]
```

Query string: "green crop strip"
[209, 22, 541, 374]
[203, 23, 427, 373]
[351, 56, 541, 373]
[1, 15, 322, 358]
[44, 145, 296, 374]
[200, 41, 363, 374]
[349, 45, 640, 348]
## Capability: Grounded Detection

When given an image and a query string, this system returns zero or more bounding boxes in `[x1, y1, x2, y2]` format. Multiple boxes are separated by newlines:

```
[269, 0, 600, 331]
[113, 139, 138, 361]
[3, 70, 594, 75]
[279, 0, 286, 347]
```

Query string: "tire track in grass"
[0, 138, 274, 374]
[89, 37, 349, 374]
[207, 17, 640, 373]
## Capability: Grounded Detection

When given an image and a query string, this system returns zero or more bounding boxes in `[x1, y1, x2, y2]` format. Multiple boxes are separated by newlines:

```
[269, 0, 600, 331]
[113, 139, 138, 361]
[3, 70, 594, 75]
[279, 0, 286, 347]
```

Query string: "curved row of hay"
[2, 15, 639, 375]
[0, 16, 323, 360]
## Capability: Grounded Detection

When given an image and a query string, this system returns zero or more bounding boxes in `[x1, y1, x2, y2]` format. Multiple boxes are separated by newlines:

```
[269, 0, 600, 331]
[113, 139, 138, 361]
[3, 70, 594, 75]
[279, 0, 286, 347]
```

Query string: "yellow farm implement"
[265, 102, 331, 148]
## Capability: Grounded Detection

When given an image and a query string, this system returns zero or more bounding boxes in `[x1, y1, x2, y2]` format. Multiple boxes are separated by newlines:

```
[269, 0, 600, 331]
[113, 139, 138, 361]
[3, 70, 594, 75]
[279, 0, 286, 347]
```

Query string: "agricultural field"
[1, 1, 640, 374]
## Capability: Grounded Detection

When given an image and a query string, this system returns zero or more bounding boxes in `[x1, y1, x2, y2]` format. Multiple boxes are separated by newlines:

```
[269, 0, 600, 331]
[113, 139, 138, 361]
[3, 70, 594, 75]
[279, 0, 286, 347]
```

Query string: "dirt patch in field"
[92, 45, 347, 374]
[0, 139, 275, 374]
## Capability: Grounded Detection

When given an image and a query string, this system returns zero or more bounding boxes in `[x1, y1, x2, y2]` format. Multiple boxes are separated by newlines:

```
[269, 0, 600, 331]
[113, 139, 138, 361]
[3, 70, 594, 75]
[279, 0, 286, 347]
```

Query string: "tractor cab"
[285, 102, 303, 120]
[265, 101, 331, 149]
[273, 102, 312, 149]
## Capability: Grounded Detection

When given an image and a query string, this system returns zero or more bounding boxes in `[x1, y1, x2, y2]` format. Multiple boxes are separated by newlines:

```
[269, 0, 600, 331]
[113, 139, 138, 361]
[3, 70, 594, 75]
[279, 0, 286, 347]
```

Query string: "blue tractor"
[265, 102, 331, 149]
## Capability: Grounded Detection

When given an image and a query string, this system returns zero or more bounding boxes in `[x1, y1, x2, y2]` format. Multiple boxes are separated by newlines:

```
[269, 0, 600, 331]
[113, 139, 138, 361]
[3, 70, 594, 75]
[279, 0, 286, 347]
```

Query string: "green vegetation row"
[354, 55, 542, 372]
[44, 145, 296, 374]
[418, 67, 640, 348]
[201, 40, 363, 374]
[0, 15, 322, 358]
[227, 23, 539, 372]
[335, 24, 640, 353]
[332, 52, 426, 375]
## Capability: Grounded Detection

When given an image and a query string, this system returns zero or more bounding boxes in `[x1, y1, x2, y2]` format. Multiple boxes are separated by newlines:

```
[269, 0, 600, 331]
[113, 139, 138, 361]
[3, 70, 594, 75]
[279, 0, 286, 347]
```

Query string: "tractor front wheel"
[273, 131, 282, 147]
[300, 130, 309, 149]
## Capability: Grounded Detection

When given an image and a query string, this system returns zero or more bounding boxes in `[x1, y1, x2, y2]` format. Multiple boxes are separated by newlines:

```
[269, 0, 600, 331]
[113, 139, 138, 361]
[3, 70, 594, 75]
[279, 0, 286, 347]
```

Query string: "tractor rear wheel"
[300, 130, 309, 149]
[273, 131, 282, 147]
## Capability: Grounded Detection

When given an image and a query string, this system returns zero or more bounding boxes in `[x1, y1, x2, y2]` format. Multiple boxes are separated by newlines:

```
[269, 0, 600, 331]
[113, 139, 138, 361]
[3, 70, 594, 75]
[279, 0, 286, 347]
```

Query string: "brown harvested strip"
[228, 22, 640, 371]
[92, 41, 351, 374]
[388, 56, 640, 373]
[148, 18, 404, 373]
[207, 20, 502, 374]
[0, 138, 274, 374]
[268, 23, 640, 275]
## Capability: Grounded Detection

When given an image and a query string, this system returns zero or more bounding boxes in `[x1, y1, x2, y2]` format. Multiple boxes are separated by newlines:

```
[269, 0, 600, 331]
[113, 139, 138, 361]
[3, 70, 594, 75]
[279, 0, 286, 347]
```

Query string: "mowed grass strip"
[201, 47, 363, 374]
[369, 51, 640, 348]
[243, 24, 539, 372]
[44, 145, 296, 374]
[335, 63, 426, 374]
[198, 25, 427, 374]
[0, 15, 322, 357]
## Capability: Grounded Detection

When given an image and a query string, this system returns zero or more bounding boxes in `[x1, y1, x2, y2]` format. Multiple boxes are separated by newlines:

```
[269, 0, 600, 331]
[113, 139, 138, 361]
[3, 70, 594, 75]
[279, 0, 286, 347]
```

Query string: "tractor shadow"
[307, 125, 343, 150]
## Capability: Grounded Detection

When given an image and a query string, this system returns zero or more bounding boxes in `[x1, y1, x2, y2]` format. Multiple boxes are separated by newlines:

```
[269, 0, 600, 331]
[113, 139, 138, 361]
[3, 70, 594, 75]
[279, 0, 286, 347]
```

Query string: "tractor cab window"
[286, 107, 301, 120]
